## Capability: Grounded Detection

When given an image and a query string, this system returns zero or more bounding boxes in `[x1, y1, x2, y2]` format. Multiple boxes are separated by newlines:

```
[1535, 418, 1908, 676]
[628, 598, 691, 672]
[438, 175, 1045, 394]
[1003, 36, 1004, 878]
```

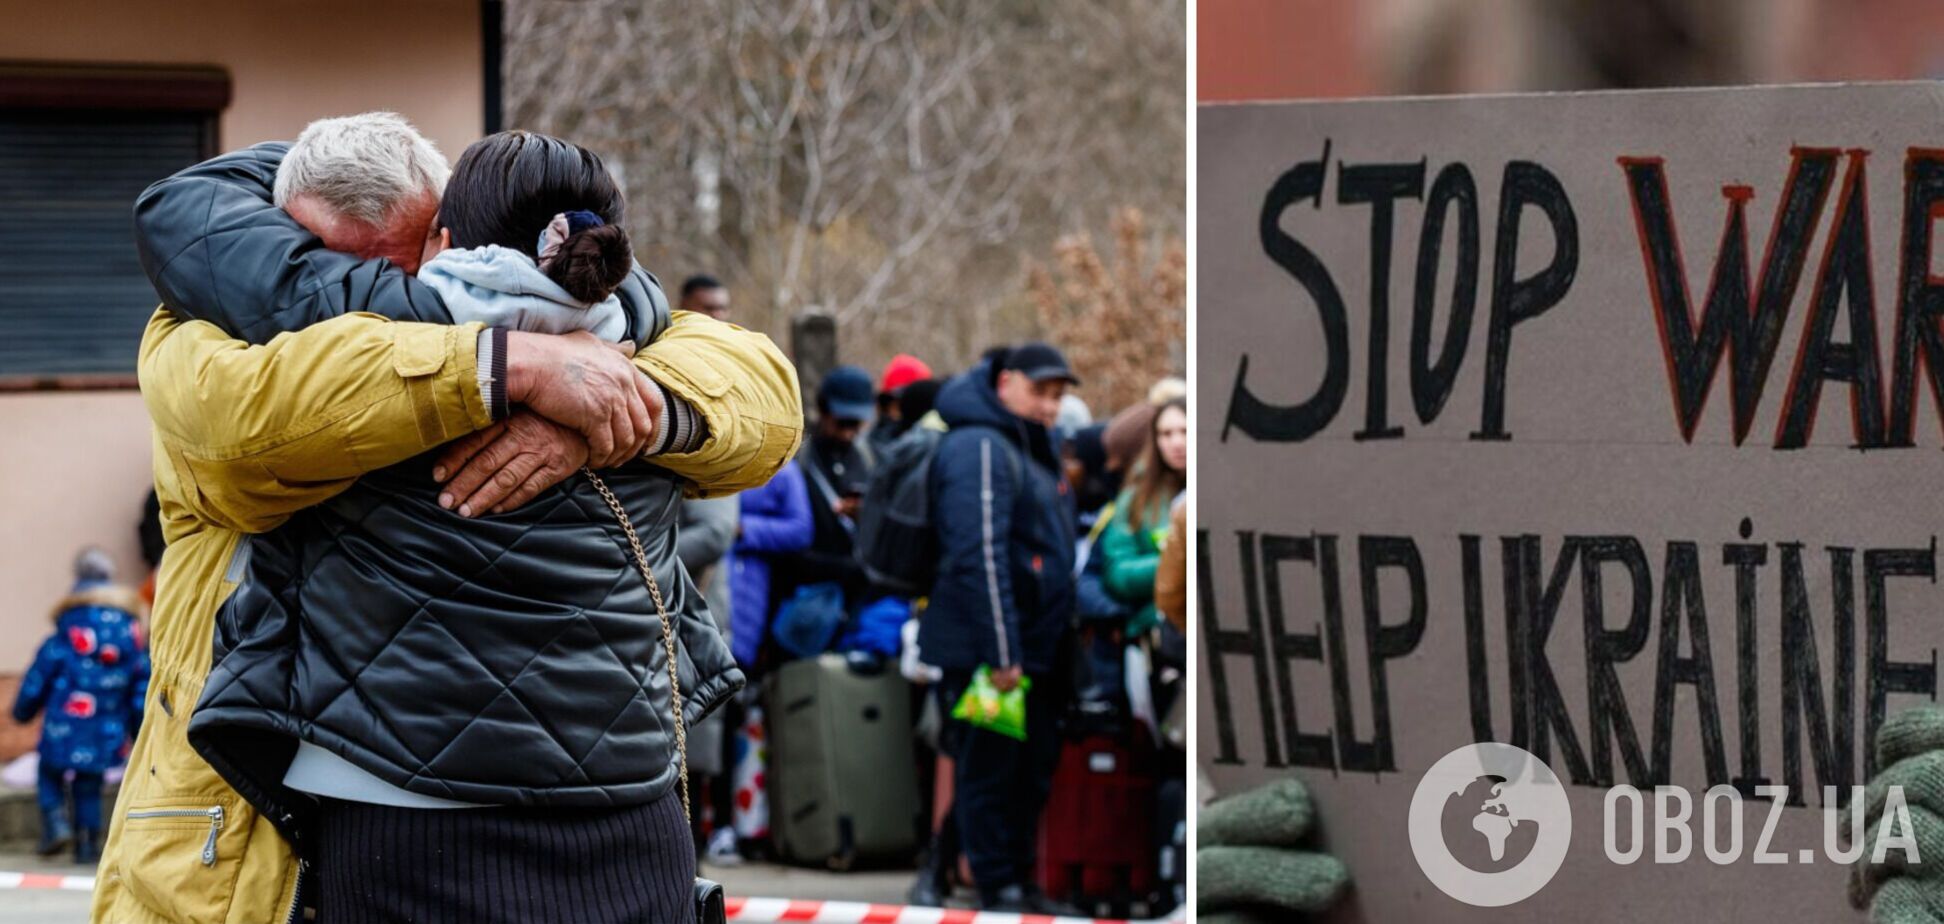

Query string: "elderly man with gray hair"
[271, 111, 449, 274]
[97, 112, 801, 924]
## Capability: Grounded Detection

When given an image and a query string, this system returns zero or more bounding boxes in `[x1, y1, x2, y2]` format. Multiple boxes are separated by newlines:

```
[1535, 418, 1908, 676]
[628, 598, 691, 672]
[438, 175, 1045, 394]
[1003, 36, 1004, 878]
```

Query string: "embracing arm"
[633, 311, 804, 496]
[433, 310, 803, 513]
[132, 143, 450, 344]
[139, 308, 494, 533]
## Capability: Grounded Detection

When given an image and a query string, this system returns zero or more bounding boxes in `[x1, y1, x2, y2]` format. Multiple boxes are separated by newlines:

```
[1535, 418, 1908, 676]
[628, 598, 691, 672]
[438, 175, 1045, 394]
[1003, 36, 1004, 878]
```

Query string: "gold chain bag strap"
[583, 468, 727, 924]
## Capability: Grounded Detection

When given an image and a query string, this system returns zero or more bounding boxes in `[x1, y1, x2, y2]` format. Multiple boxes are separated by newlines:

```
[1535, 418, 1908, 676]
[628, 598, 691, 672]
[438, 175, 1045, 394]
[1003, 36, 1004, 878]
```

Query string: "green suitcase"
[764, 652, 923, 869]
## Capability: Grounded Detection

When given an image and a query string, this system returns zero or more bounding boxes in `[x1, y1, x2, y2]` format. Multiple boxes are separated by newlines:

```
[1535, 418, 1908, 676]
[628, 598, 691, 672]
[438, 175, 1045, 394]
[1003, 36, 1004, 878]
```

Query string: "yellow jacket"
[93, 308, 801, 924]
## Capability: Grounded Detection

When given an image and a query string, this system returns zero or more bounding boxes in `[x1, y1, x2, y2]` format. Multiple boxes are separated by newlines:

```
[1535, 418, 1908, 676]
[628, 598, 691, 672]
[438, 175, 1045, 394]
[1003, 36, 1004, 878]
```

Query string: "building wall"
[1199, 0, 1944, 101]
[0, 0, 483, 675]
[1197, 0, 1379, 102]
[0, 0, 484, 156]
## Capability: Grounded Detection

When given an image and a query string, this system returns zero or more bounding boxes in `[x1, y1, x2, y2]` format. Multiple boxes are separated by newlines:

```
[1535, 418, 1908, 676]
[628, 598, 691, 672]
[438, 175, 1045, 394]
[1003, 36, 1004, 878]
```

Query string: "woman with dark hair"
[185, 131, 734, 924]
[415, 131, 645, 333]
[1098, 395, 1188, 636]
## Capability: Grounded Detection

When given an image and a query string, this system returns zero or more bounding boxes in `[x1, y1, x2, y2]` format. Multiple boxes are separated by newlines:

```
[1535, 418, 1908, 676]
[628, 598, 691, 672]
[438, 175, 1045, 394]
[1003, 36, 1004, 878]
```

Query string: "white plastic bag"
[1124, 642, 1157, 744]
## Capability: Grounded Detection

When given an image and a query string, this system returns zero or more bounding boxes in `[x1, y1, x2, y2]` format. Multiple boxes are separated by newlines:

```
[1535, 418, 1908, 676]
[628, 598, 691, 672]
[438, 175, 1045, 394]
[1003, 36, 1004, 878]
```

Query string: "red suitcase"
[1035, 733, 1156, 915]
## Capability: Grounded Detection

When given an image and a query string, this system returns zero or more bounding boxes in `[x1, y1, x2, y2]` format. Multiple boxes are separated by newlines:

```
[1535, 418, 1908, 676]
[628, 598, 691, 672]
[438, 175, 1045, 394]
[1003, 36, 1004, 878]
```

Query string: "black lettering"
[1778, 545, 1856, 807]
[1580, 536, 1655, 788]
[1619, 150, 1838, 444]
[1411, 163, 1481, 425]
[1652, 541, 1728, 789]
[1777, 152, 1887, 449]
[1359, 535, 1429, 771]
[1888, 150, 1944, 445]
[1208, 530, 1282, 766]
[1462, 534, 1495, 742]
[1725, 522, 1774, 797]
[1341, 161, 1427, 440]
[1259, 533, 1333, 769]
[1521, 535, 1593, 784]
[1316, 535, 1380, 772]
[1501, 536, 1531, 749]
[1864, 543, 1939, 778]
[1226, 141, 1349, 443]
[1476, 161, 1579, 441]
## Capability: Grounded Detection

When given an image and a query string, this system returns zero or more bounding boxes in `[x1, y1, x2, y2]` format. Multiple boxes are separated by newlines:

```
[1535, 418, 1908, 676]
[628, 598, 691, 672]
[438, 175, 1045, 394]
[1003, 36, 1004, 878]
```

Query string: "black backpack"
[854, 424, 1019, 595]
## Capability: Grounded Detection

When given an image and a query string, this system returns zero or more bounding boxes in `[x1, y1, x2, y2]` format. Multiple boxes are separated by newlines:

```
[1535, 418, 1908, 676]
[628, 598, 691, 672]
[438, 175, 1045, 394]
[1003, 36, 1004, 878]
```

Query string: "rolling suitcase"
[765, 652, 923, 869]
[1155, 776, 1187, 915]
[1036, 733, 1157, 915]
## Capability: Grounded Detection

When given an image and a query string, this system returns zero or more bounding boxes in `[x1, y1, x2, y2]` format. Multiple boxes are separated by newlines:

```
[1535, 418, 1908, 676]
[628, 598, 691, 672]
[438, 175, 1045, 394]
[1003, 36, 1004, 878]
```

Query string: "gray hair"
[272, 112, 450, 226]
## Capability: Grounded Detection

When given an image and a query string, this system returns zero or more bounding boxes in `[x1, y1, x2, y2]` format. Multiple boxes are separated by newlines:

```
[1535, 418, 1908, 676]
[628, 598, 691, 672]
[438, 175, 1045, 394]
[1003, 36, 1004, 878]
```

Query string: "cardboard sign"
[1196, 83, 1944, 921]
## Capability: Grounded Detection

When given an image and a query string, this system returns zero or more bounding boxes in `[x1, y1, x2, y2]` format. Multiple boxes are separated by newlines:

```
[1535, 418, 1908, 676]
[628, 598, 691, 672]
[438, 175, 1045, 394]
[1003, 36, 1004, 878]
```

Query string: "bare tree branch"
[505, 0, 1185, 374]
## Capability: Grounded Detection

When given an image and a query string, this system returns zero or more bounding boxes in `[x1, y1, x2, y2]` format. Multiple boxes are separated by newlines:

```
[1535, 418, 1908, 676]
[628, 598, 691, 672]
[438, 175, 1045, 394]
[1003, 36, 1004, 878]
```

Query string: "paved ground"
[0, 849, 919, 923]
[0, 851, 97, 924]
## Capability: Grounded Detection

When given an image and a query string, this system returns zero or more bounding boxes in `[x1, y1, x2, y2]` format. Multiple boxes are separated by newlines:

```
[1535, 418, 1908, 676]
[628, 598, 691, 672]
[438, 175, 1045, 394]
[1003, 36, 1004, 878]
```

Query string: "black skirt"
[312, 787, 695, 924]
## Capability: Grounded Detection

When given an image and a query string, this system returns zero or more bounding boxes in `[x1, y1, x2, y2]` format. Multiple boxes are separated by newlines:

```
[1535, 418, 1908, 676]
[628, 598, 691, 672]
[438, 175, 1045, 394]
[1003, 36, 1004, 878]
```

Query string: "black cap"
[817, 365, 877, 421]
[1001, 342, 1080, 386]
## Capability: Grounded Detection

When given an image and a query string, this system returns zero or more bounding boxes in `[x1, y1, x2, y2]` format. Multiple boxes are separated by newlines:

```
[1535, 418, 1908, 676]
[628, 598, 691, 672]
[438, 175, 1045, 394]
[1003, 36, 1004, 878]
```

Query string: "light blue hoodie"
[416, 244, 630, 341]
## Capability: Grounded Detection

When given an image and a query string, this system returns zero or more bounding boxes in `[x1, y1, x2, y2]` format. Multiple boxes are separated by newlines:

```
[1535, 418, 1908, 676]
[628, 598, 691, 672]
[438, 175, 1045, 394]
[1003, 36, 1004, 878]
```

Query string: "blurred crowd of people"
[671, 274, 1188, 915]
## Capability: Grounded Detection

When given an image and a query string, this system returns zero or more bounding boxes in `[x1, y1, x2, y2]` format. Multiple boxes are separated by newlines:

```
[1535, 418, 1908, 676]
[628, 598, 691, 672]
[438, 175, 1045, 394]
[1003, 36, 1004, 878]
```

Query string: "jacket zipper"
[284, 859, 309, 924]
[125, 806, 224, 865]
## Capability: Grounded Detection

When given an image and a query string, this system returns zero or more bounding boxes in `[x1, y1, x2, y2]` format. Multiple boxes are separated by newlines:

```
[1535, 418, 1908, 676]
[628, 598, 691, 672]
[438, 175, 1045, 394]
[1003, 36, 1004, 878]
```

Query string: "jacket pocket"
[115, 795, 246, 923]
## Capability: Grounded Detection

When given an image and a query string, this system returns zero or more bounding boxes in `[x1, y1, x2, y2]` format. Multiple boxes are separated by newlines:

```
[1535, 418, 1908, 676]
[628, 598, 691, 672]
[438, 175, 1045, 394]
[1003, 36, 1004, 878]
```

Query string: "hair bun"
[547, 223, 633, 303]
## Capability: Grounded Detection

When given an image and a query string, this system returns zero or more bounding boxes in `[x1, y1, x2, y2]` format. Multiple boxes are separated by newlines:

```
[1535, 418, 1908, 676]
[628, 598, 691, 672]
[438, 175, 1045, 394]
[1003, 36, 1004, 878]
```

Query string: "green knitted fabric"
[1196, 778, 1349, 920]
[1870, 878, 1944, 924]
[1855, 708, 1944, 919]
[1879, 709, 1944, 770]
[1198, 846, 1348, 913]
[1852, 805, 1944, 909]
[1853, 752, 1944, 831]
[1199, 777, 1314, 847]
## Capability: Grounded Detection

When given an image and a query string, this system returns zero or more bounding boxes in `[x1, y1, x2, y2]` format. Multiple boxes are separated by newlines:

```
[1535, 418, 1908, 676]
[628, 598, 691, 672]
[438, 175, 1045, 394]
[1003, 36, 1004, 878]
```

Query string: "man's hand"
[990, 665, 1024, 693]
[504, 331, 661, 467]
[433, 411, 590, 517]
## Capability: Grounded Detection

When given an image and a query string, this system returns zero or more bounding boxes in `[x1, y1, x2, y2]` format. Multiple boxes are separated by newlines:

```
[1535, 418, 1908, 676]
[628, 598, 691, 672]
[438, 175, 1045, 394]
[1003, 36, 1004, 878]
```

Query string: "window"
[0, 65, 225, 383]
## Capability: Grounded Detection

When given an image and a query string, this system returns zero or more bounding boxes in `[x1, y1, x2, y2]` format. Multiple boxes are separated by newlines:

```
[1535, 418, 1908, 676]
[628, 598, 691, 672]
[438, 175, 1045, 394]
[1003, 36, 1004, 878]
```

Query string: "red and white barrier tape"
[0, 876, 1186, 924]
[0, 870, 96, 891]
[723, 897, 1184, 924]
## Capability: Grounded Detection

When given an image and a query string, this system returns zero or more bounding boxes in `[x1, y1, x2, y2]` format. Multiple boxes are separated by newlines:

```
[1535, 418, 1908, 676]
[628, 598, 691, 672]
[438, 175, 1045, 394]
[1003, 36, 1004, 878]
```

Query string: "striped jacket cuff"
[644, 377, 707, 456]
[475, 328, 510, 421]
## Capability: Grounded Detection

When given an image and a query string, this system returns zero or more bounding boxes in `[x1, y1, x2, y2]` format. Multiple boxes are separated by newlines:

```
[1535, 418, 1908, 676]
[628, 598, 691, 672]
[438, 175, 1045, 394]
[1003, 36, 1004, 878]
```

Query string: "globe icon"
[1439, 774, 1542, 873]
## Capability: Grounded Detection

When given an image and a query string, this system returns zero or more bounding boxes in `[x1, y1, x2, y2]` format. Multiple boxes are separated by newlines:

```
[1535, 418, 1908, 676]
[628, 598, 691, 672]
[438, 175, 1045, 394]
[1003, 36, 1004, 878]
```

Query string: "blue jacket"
[12, 585, 150, 773]
[917, 363, 1077, 676]
[730, 463, 816, 667]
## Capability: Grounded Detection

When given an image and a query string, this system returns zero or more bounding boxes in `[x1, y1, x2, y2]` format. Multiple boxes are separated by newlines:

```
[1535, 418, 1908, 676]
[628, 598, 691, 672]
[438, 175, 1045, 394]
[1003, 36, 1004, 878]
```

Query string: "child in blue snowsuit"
[12, 549, 149, 863]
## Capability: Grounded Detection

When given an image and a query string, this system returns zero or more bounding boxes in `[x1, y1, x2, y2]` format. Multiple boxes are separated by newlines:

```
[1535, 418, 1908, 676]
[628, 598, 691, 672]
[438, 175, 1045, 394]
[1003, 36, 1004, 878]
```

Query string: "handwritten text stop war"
[1222, 143, 1944, 448]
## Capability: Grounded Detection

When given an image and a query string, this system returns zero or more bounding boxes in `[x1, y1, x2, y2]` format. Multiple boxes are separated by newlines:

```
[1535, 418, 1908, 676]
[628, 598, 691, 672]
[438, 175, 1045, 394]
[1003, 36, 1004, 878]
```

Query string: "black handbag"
[586, 469, 728, 924]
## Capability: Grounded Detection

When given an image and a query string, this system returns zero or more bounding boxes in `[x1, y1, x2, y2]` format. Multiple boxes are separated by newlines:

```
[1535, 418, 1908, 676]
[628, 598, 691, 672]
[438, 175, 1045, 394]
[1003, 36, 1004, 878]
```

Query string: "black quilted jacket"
[134, 144, 742, 851]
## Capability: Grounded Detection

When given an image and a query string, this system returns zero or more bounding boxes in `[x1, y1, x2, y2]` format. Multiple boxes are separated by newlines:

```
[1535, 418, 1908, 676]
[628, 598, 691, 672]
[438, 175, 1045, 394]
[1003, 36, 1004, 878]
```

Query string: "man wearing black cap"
[916, 342, 1081, 914]
[778, 365, 878, 612]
